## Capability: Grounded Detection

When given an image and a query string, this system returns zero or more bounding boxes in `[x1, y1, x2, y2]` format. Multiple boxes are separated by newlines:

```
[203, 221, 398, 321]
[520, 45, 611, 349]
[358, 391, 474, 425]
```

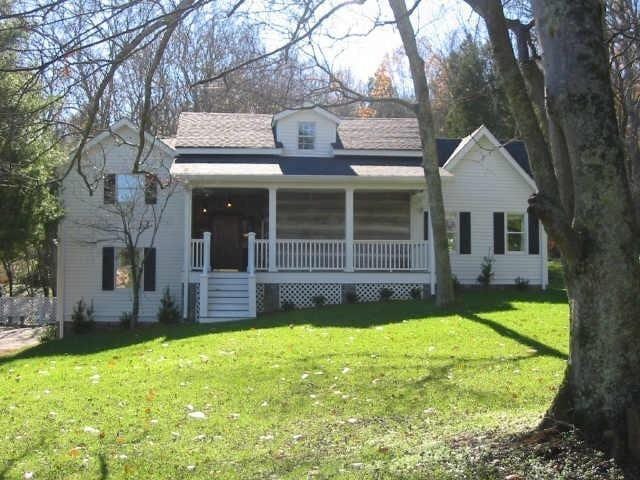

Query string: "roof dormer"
[272, 106, 341, 157]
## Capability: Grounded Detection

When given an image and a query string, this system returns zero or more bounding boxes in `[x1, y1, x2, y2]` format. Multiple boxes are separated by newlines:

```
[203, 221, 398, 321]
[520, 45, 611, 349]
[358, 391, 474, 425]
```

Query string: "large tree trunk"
[388, 0, 455, 306]
[465, 0, 640, 461]
[534, 0, 640, 460]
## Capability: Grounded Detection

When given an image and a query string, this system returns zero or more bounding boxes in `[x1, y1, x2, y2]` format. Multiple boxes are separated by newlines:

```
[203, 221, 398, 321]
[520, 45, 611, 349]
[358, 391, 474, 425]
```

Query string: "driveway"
[0, 327, 45, 356]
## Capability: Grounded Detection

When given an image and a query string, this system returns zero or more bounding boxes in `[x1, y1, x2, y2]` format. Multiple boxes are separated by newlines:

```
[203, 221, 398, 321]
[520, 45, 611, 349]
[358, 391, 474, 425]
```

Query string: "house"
[56, 106, 548, 324]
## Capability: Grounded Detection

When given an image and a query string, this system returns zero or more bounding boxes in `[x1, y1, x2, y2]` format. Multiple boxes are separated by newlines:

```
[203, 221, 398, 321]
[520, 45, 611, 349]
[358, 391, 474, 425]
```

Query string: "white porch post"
[182, 186, 192, 319]
[428, 211, 436, 296]
[199, 231, 211, 320]
[268, 187, 278, 272]
[247, 232, 257, 317]
[345, 188, 354, 272]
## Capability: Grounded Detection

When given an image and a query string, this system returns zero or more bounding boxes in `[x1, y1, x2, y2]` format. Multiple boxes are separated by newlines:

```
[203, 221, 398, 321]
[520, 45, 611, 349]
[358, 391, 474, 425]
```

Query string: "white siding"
[437, 139, 543, 285]
[59, 125, 185, 322]
[275, 110, 337, 157]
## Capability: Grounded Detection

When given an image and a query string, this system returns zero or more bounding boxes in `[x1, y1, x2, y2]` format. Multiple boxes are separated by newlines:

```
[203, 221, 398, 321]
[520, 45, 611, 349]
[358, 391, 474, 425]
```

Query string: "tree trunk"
[534, 0, 640, 461]
[388, 0, 455, 306]
[466, 0, 640, 461]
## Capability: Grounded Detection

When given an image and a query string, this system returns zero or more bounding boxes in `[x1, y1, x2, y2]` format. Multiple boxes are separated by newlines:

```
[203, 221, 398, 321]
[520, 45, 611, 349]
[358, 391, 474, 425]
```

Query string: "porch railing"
[191, 236, 430, 272]
[353, 240, 429, 271]
[275, 239, 346, 271]
[190, 238, 206, 271]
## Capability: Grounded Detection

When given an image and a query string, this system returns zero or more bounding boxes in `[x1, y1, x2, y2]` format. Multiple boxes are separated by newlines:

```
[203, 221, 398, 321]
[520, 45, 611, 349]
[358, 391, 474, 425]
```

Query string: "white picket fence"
[0, 297, 57, 325]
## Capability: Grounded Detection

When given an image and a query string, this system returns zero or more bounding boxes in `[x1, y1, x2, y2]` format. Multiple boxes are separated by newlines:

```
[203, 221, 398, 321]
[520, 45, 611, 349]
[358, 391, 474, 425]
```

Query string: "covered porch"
[186, 187, 434, 276]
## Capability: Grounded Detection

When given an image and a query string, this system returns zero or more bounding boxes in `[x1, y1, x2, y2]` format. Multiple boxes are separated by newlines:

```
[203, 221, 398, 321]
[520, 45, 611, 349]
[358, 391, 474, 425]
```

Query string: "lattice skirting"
[279, 283, 342, 309]
[256, 284, 265, 313]
[0, 297, 57, 325]
[256, 282, 427, 312]
[355, 283, 423, 303]
[194, 283, 200, 320]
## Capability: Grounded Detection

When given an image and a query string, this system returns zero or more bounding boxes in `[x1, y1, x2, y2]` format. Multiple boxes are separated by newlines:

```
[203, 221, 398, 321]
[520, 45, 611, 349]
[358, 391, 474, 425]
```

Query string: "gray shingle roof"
[336, 118, 421, 150]
[175, 112, 275, 148]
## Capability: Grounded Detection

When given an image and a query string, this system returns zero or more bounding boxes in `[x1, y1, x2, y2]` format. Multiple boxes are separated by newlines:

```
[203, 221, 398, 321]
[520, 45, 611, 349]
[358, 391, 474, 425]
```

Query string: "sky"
[320, 0, 478, 81]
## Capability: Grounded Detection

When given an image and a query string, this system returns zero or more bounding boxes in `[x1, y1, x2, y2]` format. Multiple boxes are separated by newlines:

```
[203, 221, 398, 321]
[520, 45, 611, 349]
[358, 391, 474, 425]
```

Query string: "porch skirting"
[256, 281, 430, 313]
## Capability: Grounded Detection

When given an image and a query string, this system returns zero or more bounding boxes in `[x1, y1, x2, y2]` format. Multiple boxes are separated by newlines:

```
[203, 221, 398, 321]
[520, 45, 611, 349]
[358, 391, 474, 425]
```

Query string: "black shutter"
[459, 212, 471, 254]
[144, 174, 158, 205]
[423, 211, 429, 240]
[102, 247, 115, 290]
[493, 212, 505, 255]
[528, 212, 540, 254]
[143, 248, 156, 292]
[104, 174, 116, 204]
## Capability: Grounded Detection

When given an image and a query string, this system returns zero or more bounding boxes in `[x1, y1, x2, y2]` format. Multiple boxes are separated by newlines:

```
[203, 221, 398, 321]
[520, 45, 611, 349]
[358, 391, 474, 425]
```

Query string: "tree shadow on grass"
[0, 286, 568, 363]
[459, 311, 567, 360]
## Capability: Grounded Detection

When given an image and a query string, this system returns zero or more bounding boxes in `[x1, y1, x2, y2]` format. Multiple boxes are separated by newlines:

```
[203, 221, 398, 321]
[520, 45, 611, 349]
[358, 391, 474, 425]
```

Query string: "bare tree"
[464, 0, 640, 462]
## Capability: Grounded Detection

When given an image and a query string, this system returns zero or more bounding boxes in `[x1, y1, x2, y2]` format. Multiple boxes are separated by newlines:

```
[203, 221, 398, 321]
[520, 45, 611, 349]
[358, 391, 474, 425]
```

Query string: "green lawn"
[0, 273, 568, 479]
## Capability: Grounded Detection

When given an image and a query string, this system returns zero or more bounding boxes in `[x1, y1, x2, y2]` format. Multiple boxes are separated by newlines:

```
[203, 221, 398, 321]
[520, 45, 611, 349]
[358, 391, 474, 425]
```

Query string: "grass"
[0, 268, 569, 479]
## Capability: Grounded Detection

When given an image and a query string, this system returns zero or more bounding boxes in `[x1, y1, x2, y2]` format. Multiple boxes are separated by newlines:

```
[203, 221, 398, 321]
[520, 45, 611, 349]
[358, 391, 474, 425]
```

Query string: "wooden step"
[207, 309, 251, 318]
[210, 297, 249, 305]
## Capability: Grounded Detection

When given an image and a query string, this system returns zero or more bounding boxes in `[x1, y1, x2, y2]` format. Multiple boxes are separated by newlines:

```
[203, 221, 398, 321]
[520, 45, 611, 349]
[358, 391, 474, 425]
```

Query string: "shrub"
[282, 301, 296, 311]
[514, 277, 530, 291]
[157, 287, 181, 324]
[71, 299, 95, 334]
[379, 287, 393, 302]
[312, 295, 326, 308]
[477, 256, 495, 287]
[410, 287, 422, 300]
[39, 325, 57, 343]
[345, 291, 358, 304]
[119, 311, 132, 329]
[452, 275, 462, 293]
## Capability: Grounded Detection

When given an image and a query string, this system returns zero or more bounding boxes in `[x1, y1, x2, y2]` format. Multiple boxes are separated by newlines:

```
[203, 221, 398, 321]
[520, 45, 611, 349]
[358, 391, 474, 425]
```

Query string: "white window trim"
[505, 212, 527, 254]
[297, 121, 316, 151]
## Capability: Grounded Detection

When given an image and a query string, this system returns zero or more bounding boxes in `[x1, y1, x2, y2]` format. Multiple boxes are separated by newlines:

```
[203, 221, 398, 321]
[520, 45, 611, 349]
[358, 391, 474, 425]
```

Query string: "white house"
[56, 106, 548, 324]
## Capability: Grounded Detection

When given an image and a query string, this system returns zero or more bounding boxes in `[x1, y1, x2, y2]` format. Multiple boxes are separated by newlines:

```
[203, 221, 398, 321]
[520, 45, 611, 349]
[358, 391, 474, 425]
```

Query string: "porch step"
[202, 272, 252, 321]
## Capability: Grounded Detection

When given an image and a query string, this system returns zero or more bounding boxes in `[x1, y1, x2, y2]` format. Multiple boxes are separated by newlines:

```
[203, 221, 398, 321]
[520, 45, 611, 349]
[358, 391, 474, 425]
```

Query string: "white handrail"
[191, 238, 205, 270]
[354, 240, 429, 271]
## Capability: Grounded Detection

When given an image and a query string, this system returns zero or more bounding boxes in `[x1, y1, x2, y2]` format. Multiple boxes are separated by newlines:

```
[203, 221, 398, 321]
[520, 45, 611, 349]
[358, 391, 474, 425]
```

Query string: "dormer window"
[298, 121, 316, 150]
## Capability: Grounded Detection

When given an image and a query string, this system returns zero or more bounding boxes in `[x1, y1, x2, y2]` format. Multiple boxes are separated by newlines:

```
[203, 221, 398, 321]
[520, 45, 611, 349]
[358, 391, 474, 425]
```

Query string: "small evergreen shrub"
[312, 295, 326, 308]
[452, 275, 462, 293]
[39, 325, 57, 343]
[410, 287, 422, 300]
[477, 256, 495, 287]
[119, 311, 132, 329]
[514, 277, 530, 291]
[157, 287, 181, 324]
[379, 287, 393, 302]
[71, 298, 95, 334]
[345, 291, 359, 304]
[282, 301, 296, 311]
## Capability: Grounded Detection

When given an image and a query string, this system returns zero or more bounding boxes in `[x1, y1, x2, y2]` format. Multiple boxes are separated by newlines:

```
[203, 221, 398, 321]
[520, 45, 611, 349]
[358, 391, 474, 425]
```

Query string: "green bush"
[477, 256, 495, 287]
[119, 312, 132, 329]
[514, 277, 530, 290]
[345, 291, 358, 304]
[410, 287, 422, 300]
[157, 287, 181, 324]
[281, 301, 295, 311]
[312, 295, 326, 308]
[379, 287, 393, 302]
[71, 299, 95, 334]
[452, 275, 462, 293]
[39, 325, 57, 343]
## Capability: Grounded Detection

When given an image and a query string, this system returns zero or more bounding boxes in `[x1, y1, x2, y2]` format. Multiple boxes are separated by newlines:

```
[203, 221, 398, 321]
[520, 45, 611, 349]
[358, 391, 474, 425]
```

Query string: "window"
[116, 248, 140, 289]
[298, 121, 316, 150]
[506, 213, 525, 252]
[116, 174, 142, 203]
[445, 212, 457, 252]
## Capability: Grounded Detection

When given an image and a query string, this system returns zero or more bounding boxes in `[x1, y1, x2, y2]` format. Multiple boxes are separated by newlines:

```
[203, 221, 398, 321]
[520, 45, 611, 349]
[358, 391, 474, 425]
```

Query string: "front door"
[211, 216, 243, 270]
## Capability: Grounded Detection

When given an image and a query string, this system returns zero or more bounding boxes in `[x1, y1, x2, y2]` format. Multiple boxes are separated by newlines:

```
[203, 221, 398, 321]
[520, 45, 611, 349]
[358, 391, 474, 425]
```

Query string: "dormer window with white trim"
[298, 121, 316, 150]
